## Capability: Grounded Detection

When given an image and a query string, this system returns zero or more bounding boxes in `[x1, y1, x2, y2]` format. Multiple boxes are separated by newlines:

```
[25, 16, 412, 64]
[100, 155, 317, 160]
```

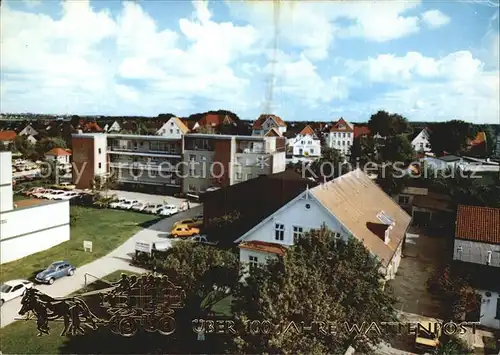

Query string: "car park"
[158, 205, 178, 216]
[35, 261, 76, 285]
[119, 199, 138, 210]
[131, 201, 149, 212]
[171, 225, 200, 238]
[0, 280, 33, 306]
[143, 203, 164, 214]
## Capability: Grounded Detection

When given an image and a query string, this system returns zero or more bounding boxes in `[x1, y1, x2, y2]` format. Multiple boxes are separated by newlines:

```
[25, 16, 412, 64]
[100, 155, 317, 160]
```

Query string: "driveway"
[0, 205, 203, 328]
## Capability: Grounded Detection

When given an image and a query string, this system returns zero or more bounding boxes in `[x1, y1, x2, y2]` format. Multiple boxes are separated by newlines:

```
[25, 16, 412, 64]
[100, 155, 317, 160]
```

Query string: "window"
[333, 232, 342, 246]
[496, 298, 500, 319]
[274, 223, 284, 241]
[170, 129, 173, 134]
[398, 195, 410, 205]
[299, 148, 303, 155]
[487, 251, 492, 265]
[308, 141, 312, 145]
[235, 172, 242, 180]
[342, 141, 345, 146]
[310, 148, 314, 154]
[98, 148, 102, 154]
[189, 154, 196, 162]
[12, 284, 23, 292]
[249, 255, 259, 270]
[188, 184, 196, 192]
[176, 129, 180, 134]
[246, 173, 252, 180]
[200, 156, 207, 162]
[293, 226, 304, 243]
[171, 121, 174, 126]
[98, 162, 102, 169]
[343, 133, 346, 138]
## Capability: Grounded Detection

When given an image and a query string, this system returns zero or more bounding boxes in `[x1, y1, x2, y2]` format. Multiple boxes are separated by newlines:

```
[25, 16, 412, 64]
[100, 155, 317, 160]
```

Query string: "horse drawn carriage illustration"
[17, 273, 186, 337]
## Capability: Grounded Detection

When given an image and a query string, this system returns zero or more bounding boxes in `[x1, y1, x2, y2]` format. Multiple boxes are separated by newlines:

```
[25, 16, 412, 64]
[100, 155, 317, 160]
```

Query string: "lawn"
[0, 204, 159, 283]
[0, 270, 141, 354]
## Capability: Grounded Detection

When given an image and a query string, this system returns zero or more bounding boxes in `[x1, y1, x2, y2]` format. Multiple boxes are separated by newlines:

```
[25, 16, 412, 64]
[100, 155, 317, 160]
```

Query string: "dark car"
[35, 261, 76, 285]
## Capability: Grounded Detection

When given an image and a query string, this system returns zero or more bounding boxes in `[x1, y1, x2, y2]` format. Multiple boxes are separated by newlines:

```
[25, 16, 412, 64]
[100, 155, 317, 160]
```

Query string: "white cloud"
[421, 9, 451, 28]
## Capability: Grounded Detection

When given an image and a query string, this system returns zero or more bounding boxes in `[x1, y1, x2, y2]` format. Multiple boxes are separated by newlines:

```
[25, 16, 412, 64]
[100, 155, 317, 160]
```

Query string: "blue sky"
[1, 0, 499, 123]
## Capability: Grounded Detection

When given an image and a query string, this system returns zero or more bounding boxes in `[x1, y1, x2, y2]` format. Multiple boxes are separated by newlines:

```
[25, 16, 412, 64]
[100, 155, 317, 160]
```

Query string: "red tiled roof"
[299, 125, 315, 136]
[265, 127, 282, 137]
[238, 241, 287, 256]
[198, 114, 233, 127]
[84, 122, 103, 132]
[0, 130, 17, 141]
[46, 147, 71, 156]
[354, 126, 370, 138]
[455, 205, 500, 244]
[329, 118, 353, 132]
[252, 114, 286, 129]
[468, 132, 486, 147]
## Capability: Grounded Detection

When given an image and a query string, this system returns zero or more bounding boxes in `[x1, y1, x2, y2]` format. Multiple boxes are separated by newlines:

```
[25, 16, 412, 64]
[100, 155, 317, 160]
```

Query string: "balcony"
[109, 161, 178, 172]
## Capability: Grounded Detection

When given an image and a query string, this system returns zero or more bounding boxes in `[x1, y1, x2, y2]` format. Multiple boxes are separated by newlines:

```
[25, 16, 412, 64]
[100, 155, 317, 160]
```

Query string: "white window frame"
[188, 184, 197, 192]
[249, 255, 259, 270]
[235, 172, 242, 180]
[293, 226, 304, 243]
[333, 232, 342, 246]
[274, 223, 285, 241]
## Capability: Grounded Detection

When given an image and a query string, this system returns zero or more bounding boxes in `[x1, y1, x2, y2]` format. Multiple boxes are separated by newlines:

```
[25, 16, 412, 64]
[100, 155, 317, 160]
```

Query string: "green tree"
[34, 137, 67, 159]
[230, 227, 397, 354]
[350, 135, 378, 165]
[308, 146, 345, 180]
[13, 135, 35, 157]
[380, 134, 415, 163]
[368, 111, 411, 137]
[428, 120, 475, 155]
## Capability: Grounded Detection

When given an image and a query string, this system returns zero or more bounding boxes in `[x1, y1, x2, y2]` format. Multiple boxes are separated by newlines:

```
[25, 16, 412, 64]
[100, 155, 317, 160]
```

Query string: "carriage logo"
[17, 273, 186, 337]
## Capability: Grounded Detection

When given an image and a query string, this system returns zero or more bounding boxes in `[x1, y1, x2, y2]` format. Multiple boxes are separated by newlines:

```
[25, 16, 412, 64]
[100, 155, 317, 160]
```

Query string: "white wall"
[411, 130, 431, 153]
[93, 135, 108, 175]
[271, 152, 286, 174]
[239, 248, 280, 276]
[292, 135, 321, 157]
[453, 239, 500, 267]
[327, 132, 353, 156]
[243, 196, 347, 246]
[0, 200, 70, 264]
[0, 151, 13, 212]
[477, 290, 500, 329]
[157, 118, 184, 139]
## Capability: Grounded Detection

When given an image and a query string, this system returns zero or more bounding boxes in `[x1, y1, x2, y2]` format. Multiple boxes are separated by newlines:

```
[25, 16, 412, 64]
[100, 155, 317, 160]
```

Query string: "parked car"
[143, 204, 164, 214]
[35, 261, 76, 285]
[158, 205, 178, 216]
[47, 190, 67, 200]
[58, 182, 76, 190]
[171, 225, 200, 238]
[173, 218, 203, 229]
[59, 191, 81, 200]
[119, 199, 138, 210]
[31, 189, 47, 198]
[0, 280, 33, 306]
[24, 187, 44, 196]
[40, 189, 58, 199]
[109, 198, 127, 209]
[131, 202, 149, 212]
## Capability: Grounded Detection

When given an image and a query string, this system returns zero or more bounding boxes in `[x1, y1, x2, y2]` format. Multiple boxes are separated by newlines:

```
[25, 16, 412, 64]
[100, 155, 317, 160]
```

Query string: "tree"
[428, 120, 475, 155]
[34, 137, 66, 159]
[307, 146, 345, 180]
[368, 111, 411, 137]
[350, 135, 379, 166]
[380, 134, 415, 163]
[230, 227, 398, 354]
[13, 135, 35, 157]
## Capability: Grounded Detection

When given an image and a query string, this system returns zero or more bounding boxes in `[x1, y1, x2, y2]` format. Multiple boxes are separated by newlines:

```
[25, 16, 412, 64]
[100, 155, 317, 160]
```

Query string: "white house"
[18, 124, 38, 137]
[252, 114, 287, 136]
[453, 205, 500, 329]
[45, 147, 72, 165]
[287, 125, 321, 164]
[325, 118, 354, 156]
[156, 117, 190, 138]
[0, 151, 70, 264]
[411, 128, 431, 153]
[26, 135, 38, 145]
[235, 169, 412, 281]
[108, 121, 121, 133]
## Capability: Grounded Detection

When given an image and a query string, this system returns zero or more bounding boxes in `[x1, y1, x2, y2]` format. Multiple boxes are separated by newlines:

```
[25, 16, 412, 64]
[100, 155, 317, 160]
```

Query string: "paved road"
[0, 205, 202, 328]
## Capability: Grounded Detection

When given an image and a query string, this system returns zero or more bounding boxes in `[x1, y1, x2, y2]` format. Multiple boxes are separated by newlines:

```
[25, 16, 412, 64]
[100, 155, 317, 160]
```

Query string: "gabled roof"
[353, 126, 371, 138]
[298, 125, 316, 137]
[46, 147, 71, 156]
[198, 114, 233, 127]
[0, 130, 17, 141]
[238, 241, 287, 256]
[329, 118, 353, 132]
[264, 127, 281, 137]
[236, 169, 412, 267]
[252, 114, 286, 129]
[455, 205, 500, 244]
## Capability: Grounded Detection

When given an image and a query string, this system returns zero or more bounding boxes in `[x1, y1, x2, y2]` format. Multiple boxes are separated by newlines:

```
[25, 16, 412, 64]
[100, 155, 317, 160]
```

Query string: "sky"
[0, 0, 499, 123]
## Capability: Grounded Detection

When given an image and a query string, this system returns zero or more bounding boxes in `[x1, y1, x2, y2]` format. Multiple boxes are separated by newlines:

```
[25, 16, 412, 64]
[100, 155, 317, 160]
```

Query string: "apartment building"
[325, 118, 354, 156]
[183, 134, 287, 195]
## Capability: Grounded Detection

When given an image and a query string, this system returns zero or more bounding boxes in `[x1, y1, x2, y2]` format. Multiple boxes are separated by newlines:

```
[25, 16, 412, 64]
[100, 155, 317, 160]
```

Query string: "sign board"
[135, 240, 152, 254]
[83, 240, 93, 252]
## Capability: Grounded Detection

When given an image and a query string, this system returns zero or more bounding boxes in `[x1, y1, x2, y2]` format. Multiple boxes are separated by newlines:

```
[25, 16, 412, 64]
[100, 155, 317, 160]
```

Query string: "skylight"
[377, 211, 395, 225]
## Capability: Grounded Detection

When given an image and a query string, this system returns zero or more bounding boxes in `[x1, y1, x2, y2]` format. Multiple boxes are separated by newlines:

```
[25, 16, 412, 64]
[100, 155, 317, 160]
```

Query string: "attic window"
[171, 122, 174, 126]
[376, 211, 395, 225]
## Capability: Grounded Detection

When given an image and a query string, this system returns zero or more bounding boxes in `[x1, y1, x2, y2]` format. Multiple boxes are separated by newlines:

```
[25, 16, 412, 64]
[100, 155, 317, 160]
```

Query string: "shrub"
[434, 335, 473, 355]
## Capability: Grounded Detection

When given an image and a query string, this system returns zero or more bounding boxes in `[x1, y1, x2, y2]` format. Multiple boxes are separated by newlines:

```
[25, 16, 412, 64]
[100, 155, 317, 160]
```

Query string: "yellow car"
[172, 218, 203, 229]
[171, 225, 200, 238]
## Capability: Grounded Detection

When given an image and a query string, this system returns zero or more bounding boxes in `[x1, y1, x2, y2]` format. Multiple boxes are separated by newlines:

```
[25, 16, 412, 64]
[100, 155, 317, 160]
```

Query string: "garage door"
[413, 211, 431, 225]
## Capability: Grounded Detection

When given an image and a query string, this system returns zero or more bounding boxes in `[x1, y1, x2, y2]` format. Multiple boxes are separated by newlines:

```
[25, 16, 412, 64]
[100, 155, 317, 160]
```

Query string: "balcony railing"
[109, 162, 178, 171]
[108, 145, 181, 155]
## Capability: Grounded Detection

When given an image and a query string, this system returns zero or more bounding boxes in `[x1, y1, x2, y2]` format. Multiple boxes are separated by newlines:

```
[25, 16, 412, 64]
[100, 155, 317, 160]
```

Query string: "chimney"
[384, 221, 396, 244]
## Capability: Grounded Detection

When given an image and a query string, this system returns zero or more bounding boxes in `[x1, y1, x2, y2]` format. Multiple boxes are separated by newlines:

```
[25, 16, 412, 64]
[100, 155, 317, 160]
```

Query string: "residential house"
[353, 125, 371, 139]
[325, 118, 354, 156]
[0, 151, 70, 264]
[453, 205, 500, 329]
[0, 130, 17, 148]
[107, 121, 121, 133]
[421, 154, 499, 176]
[235, 169, 412, 281]
[201, 169, 316, 245]
[26, 135, 38, 145]
[411, 128, 432, 153]
[193, 113, 235, 133]
[156, 117, 190, 138]
[251, 114, 287, 136]
[467, 131, 487, 154]
[183, 133, 286, 195]
[286, 125, 321, 164]
[45, 148, 71, 165]
[18, 124, 39, 137]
